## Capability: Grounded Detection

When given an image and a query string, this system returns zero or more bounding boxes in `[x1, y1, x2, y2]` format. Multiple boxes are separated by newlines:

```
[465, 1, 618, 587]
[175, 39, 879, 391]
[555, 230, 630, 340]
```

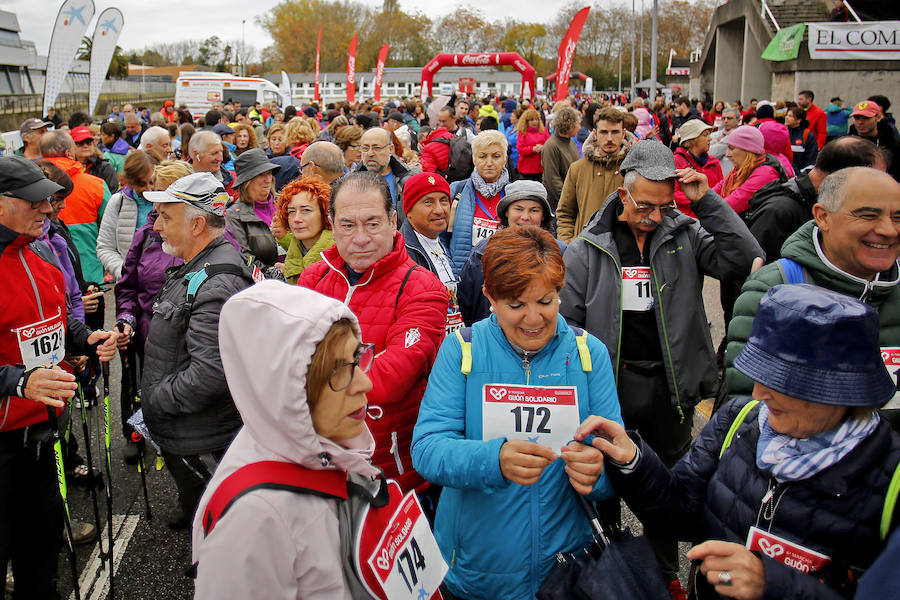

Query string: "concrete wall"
[714, 21, 744, 103]
[741, 19, 771, 102]
[771, 72, 797, 104]
[794, 70, 900, 107]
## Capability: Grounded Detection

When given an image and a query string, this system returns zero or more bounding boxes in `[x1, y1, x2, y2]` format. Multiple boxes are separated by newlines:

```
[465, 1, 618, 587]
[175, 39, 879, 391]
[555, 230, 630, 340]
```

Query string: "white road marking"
[68, 514, 140, 600]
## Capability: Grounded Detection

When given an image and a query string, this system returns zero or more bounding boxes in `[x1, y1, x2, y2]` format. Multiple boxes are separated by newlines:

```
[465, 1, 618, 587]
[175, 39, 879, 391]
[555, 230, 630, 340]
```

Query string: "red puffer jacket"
[420, 126, 454, 173]
[297, 232, 448, 492]
[673, 147, 724, 218]
[0, 226, 69, 431]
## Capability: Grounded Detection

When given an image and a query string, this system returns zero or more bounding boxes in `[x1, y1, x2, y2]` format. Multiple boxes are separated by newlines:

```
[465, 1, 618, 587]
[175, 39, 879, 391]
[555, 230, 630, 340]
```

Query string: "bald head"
[360, 127, 393, 175]
[301, 141, 345, 183]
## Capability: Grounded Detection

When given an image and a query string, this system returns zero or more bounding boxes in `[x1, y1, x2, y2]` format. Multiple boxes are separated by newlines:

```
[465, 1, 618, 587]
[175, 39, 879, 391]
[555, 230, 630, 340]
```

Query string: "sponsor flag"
[347, 34, 358, 103]
[44, 0, 96, 118]
[280, 70, 292, 107]
[373, 44, 390, 102]
[762, 23, 805, 61]
[87, 7, 123, 116]
[314, 26, 322, 102]
[555, 6, 590, 102]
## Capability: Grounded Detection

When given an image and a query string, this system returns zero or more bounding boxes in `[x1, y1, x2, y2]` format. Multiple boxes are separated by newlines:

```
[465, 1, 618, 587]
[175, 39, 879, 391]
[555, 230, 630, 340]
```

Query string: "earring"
[557, 298, 562, 304]
[489, 306, 494, 313]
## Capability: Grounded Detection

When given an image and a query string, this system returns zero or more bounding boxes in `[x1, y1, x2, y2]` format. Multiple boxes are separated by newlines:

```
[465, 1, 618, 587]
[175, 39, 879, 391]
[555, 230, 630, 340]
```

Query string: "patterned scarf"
[471, 166, 510, 199]
[756, 403, 879, 482]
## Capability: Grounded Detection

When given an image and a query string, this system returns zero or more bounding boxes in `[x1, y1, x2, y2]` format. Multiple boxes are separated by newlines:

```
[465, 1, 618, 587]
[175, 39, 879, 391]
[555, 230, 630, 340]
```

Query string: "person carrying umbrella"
[579, 284, 900, 599]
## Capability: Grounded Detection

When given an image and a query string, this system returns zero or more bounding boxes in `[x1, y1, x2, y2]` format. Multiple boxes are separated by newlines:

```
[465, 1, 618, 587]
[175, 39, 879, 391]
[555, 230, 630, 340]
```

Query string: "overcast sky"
[14, 0, 558, 59]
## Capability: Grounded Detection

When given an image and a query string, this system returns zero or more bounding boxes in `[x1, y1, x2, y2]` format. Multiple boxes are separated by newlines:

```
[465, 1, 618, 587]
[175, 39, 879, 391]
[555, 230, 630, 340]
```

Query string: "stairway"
[763, 0, 829, 31]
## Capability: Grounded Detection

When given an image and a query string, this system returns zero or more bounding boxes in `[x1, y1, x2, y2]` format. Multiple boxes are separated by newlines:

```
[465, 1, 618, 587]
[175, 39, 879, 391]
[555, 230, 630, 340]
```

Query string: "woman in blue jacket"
[412, 226, 623, 600]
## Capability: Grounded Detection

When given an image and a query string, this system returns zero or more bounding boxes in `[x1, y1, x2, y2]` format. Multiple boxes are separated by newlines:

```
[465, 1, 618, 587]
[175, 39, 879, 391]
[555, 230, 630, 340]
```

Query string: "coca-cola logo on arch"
[461, 54, 493, 65]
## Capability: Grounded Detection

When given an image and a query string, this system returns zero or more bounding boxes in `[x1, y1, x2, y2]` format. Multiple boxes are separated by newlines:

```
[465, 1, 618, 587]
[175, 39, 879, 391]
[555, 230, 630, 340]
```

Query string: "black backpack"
[435, 135, 474, 183]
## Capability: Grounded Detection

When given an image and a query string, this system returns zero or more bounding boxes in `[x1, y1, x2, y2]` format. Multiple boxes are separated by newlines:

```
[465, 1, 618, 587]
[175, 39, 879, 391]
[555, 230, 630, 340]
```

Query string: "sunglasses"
[74, 138, 95, 146]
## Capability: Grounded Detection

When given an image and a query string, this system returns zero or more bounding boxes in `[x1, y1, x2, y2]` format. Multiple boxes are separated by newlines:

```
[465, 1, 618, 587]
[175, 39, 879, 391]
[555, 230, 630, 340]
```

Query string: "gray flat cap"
[620, 140, 677, 181]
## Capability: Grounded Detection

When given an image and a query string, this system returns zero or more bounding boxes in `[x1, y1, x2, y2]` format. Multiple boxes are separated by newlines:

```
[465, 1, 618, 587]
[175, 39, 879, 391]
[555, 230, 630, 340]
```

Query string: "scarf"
[253, 194, 275, 226]
[471, 166, 510, 199]
[756, 403, 879, 482]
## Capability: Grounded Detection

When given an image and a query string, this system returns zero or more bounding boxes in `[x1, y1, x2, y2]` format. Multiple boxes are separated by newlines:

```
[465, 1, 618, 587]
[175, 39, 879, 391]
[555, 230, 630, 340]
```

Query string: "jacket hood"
[46, 156, 85, 177]
[218, 280, 379, 475]
[759, 121, 791, 157]
[825, 103, 844, 113]
[582, 130, 635, 166]
[108, 138, 131, 155]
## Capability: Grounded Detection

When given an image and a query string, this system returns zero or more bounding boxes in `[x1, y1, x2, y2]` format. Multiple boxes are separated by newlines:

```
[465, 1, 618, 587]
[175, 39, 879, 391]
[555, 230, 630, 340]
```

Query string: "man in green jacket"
[726, 167, 900, 424]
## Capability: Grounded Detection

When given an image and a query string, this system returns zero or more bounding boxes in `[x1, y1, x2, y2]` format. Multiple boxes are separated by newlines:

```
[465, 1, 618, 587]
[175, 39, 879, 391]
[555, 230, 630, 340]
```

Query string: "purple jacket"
[115, 210, 182, 352]
[39, 220, 85, 322]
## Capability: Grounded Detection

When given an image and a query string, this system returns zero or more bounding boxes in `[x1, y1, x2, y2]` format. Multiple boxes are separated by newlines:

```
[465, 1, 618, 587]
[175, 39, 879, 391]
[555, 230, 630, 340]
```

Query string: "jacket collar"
[0, 222, 33, 253]
[812, 225, 900, 292]
[171, 235, 230, 276]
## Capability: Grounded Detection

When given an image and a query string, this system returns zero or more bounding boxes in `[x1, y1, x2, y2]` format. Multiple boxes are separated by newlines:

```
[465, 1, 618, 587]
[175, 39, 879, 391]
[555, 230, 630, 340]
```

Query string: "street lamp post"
[241, 19, 246, 76]
[630, 0, 636, 100]
[650, 0, 658, 101]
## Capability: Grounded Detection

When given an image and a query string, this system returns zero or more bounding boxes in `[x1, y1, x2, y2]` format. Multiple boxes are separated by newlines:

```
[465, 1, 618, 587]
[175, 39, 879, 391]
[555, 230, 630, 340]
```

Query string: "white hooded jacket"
[192, 280, 380, 599]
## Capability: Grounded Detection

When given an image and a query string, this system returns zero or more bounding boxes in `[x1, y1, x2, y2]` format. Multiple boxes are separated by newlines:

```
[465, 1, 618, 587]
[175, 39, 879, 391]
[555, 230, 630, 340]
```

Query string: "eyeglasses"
[626, 189, 676, 215]
[359, 143, 389, 153]
[74, 138, 95, 146]
[328, 343, 375, 392]
[2, 194, 50, 209]
[299, 160, 315, 170]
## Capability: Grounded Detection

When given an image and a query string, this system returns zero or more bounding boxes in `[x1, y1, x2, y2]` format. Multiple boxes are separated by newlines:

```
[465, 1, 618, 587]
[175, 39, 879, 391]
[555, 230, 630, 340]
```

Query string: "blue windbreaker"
[412, 314, 622, 599]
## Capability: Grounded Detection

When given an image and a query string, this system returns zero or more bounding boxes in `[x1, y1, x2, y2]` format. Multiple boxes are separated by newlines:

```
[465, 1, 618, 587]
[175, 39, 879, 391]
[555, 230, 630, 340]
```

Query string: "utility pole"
[630, 0, 636, 100]
[618, 48, 622, 95]
[651, 0, 658, 100]
[241, 19, 246, 76]
[640, 0, 644, 84]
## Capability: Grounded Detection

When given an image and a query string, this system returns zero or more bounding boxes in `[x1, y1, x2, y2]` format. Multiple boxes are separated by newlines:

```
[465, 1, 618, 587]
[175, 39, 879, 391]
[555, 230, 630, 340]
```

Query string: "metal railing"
[761, 0, 781, 31]
[0, 92, 172, 118]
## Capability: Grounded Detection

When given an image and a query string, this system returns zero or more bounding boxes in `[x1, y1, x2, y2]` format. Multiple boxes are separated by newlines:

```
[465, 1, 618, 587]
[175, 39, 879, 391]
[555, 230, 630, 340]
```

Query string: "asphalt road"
[49, 277, 727, 599]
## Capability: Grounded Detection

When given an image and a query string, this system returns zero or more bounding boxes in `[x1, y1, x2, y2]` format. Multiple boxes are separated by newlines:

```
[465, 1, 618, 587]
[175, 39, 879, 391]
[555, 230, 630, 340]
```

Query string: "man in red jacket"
[798, 90, 827, 151]
[298, 171, 447, 502]
[0, 156, 119, 598]
[420, 125, 454, 174]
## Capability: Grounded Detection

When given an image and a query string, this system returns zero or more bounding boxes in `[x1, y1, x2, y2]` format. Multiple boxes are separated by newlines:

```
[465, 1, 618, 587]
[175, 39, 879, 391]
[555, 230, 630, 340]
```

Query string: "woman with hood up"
[192, 282, 382, 599]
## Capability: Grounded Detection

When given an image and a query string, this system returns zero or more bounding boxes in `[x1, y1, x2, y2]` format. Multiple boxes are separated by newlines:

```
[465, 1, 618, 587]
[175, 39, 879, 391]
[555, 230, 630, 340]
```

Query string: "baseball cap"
[70, 126, 94, 143]
[19, 118, 52, 136]
[677, 120, 714, 144]
[852, 101, 881, 118]
[619, 140, 677, 181]
[387, 112, 405, 124]
[143, 172, 228, 216]
[0, 156, 64, 202]
[212, 123, 235, 136]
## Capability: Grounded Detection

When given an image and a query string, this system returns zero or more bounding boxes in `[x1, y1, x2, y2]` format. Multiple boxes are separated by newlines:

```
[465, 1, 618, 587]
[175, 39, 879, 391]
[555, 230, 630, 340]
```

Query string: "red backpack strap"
[202, 461, 348, 536]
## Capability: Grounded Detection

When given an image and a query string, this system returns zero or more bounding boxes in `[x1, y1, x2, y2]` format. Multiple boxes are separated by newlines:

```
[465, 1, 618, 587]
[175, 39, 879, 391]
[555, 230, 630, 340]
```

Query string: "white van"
[175, 72, 282, 120]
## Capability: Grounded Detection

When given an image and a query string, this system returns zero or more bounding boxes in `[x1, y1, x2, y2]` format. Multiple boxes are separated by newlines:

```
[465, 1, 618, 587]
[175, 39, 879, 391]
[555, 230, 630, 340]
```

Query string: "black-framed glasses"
[625, 189, 676, 215]
[328, 343, 375, 392]
[299, 160, 315, 171]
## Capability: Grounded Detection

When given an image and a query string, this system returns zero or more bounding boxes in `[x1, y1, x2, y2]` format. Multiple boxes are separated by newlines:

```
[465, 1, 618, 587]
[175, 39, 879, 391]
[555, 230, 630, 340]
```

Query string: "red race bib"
[746, 526, 831, 574]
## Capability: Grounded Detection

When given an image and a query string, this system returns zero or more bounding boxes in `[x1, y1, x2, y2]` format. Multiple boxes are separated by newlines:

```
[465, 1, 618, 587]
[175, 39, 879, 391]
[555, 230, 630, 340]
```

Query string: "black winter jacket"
[142, 236, 252, 455]
[608, 398, 900, 599]
[745, 173, 818, 263]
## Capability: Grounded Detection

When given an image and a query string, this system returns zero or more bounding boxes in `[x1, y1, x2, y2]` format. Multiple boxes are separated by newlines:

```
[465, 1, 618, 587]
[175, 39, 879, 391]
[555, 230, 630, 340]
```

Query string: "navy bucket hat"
[734, 284, 896, 407]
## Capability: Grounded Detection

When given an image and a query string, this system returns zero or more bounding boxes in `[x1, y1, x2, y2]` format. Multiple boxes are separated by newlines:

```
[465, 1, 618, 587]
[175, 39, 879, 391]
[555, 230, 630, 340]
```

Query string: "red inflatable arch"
[420, 53, 536, 101]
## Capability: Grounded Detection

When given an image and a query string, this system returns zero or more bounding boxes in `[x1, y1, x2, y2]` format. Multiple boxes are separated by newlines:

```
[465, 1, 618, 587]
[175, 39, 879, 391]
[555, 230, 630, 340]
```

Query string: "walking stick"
[77, 381, 106, 561]
[101, 361, 115, 598]
[118, 323, 152, 522]
[47, 406, 81, 600]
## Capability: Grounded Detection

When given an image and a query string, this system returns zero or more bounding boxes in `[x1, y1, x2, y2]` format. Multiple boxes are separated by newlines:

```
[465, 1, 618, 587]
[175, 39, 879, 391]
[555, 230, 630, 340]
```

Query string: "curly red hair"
[482, 226, 565, 300]
[274, 176, 333, 232]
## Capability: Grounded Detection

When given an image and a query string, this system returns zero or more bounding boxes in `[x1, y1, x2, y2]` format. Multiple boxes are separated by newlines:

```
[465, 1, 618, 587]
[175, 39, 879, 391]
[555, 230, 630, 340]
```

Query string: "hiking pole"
[77, 382, 106, 561]
[101, 360, 115, 598]
[47, 406, 82, 600]
[118, 323, 152, 522]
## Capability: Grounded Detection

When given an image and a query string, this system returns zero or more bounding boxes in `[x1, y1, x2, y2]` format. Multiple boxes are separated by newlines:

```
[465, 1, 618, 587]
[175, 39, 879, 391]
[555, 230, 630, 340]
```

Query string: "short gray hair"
[554, 107, 581, 135]
[722, 107, 740, 119]
[140, 126, 169, 150]
[188, 130, 221, 157]
[472, 129, 508, 155]
[183, 202, 225, 232]
[303, 141, 345, 177]
[124, 112, 141, 124]
[817, 166, 894, 212]
[623, 170, 640, 192]
[39, 130, 74, 157]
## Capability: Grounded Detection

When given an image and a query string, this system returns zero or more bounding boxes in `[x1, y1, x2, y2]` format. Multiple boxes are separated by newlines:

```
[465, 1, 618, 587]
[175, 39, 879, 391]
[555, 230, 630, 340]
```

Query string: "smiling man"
[727, 167, 900, 424]
[141, 172, 254, 528]
[560, 140, 762, 591]
[298, 171, 447, 504]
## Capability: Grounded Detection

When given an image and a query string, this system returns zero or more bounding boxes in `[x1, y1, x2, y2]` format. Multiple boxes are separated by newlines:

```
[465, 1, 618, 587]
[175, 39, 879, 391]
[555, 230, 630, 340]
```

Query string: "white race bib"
[471, 217, 500, 244]
[621, 267, 654, 312]
[790, 144, 805, 153]
[746, 526, 831, 574]
[16, 311, 65, 370]
[482, 383, 581, 451]
[445, 312, 463, 337]
[880, 347, 900, 409]
[365, 492, 447, 600]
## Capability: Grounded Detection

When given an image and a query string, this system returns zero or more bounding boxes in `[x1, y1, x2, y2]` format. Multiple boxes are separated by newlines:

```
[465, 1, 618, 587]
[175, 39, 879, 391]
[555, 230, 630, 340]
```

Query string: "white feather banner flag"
[88, 7, 124, 116]
[43, 0, 96, 118]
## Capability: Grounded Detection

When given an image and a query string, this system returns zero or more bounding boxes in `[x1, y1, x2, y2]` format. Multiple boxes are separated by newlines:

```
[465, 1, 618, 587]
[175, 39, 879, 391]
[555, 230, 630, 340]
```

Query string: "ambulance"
[174, 72, 283, 120]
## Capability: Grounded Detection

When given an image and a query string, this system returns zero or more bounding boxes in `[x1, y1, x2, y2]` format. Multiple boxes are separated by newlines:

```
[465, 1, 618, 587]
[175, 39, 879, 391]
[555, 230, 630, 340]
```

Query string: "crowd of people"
[2, 84, 900, 600]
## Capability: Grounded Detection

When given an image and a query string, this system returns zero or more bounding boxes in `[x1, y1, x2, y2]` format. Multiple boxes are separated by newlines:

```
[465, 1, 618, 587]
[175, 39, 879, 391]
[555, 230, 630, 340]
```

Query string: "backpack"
[183, 263, 257, 308]
[719, 399, 900, 541]
[434, 135, 473, 183]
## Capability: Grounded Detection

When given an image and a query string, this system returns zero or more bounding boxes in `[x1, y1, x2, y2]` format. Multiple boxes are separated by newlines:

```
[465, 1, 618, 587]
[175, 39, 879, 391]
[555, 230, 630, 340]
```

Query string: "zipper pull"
[522, 355, 531, 381]
[761, 487, 775, 505]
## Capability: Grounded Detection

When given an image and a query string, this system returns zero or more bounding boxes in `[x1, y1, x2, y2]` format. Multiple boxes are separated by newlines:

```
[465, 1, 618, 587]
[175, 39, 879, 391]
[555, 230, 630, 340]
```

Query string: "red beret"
[403, 172, 451, 214]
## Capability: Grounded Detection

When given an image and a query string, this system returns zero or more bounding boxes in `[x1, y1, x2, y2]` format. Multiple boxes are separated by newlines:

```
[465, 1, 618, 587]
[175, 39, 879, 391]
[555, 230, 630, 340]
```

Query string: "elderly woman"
[581, 284, 900, 600]
[412, 226, 623, 600]
[272, 176, 334, 284]
[457, 179, 562, 327]
[97, 150, 159, 279]
[192, 282, 382, 598]
[674, 120, 724, 218]
[226, 148, 283, 279]
[231, 123, 258, 157]
[264, 123, 287, 158]
[445, 129, 512, 272]
[334, 124, 363, 172]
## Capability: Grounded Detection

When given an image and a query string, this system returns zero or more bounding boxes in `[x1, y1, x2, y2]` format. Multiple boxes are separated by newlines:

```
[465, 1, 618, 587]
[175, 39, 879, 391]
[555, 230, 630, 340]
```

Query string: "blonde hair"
[153, 160, 193, 189]
[285, 118, 315, 146]
[723, 151, 765, 197]
[517, 108, 545, 135]
[472, 129, 508, 155]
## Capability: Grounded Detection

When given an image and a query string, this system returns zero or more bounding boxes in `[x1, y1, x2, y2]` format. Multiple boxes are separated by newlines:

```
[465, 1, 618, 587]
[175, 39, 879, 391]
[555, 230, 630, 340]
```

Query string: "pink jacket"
[714, 164, 781, 215]
[516, 128, 550, 174]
